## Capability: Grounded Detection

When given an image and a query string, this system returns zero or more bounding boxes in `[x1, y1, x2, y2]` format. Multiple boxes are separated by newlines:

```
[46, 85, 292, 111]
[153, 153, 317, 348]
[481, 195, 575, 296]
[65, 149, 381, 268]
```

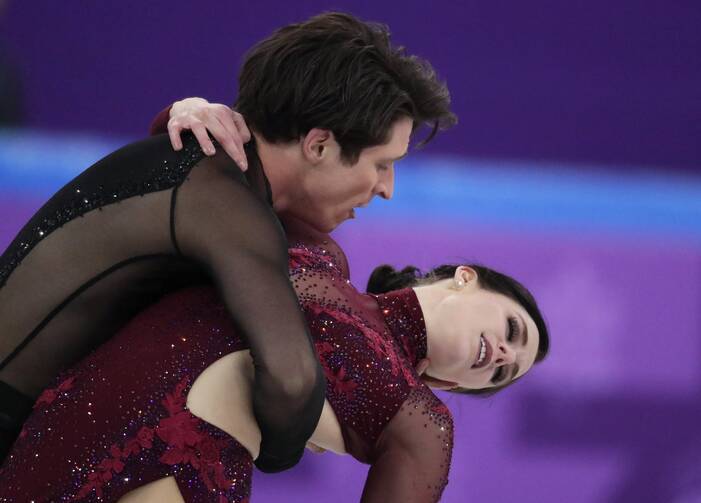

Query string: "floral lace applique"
[76, 377, 234, 500]
[314, 341, 358, 399]
[329, 366, 358, 398]
[310, 305, 419, 388]
[34, 375, 76, 408]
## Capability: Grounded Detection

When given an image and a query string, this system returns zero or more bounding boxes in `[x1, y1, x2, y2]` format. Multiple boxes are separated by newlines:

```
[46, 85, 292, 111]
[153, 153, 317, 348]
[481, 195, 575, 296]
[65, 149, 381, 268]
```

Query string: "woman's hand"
[168, 97, 251, 171]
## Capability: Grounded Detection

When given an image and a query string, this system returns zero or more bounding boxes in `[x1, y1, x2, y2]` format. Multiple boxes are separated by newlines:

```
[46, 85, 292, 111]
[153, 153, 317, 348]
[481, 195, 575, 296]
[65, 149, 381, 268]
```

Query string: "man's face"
[291, 116, 413, 233]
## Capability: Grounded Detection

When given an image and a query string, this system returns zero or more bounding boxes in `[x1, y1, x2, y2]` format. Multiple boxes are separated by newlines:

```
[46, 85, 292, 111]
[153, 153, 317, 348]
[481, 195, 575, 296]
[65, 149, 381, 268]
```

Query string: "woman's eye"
[507, 317, 519, 342]
[491, 367, 505, 384]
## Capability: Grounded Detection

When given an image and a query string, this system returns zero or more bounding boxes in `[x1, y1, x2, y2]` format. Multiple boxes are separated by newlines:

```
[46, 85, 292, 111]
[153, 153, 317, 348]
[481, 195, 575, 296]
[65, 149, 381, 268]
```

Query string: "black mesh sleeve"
[174, 152, 325, 472]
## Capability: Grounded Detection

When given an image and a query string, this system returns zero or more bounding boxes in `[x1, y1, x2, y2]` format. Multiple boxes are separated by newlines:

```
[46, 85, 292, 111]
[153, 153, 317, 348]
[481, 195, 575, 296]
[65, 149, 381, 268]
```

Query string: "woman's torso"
[186, 350, 346, 459]
[0, 225, 432, 502]
[1, 285, 254, 501]
[115, 348, 345, 502]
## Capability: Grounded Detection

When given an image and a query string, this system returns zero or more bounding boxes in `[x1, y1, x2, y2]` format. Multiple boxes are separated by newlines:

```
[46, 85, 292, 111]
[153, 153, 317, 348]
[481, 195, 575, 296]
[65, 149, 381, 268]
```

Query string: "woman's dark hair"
[367, 264, 550, 396]
[236, 12, 457, 164]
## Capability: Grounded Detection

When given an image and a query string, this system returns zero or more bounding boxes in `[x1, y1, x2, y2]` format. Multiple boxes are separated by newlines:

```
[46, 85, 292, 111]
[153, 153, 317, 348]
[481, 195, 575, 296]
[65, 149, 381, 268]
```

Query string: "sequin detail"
[399, 387, 454, 500]
[1, 233, 452, 502]
[0, 287, 252, 502]
[0, 137, 204, 289]
[75, 378, 238, 500]
[34, 375, 76, 409]
[375, 289, 428, 365]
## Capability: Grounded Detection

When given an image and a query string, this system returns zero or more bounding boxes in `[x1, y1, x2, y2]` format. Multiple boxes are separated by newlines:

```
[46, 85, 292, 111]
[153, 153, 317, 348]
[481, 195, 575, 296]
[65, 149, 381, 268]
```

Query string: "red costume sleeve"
[149, 105, 172, 136]
[286, 236, 454, 502]
[361, 387, 453, 502]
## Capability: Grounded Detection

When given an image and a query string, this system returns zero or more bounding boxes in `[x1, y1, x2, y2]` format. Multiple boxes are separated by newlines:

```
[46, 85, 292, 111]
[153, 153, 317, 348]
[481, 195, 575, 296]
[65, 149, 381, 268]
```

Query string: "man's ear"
[302, 128, 334, 165]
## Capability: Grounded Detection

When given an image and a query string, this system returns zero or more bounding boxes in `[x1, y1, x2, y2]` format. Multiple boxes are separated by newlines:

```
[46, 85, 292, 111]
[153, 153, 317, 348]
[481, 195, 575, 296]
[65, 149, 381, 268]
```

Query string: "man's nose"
[374, 166, 395, 200]
[495, 341, 517, 366]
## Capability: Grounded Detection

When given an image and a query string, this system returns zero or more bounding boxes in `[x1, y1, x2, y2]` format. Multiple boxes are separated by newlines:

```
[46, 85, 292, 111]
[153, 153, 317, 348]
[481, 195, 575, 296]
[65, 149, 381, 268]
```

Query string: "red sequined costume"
[0, 222, 453, 502]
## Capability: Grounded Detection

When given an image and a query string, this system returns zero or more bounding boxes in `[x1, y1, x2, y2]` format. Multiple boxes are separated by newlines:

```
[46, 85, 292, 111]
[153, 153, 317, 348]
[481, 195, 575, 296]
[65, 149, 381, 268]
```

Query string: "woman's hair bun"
[366, 264, 422, 294]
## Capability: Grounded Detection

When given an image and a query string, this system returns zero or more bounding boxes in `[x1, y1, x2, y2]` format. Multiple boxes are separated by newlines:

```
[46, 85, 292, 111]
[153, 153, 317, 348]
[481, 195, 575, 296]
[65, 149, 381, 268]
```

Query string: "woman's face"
[424, 268, 540, 390]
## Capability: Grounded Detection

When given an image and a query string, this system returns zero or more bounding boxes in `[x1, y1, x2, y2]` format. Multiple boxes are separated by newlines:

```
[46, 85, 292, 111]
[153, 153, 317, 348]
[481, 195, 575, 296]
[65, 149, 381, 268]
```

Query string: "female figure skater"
[0, 218, 549, 502]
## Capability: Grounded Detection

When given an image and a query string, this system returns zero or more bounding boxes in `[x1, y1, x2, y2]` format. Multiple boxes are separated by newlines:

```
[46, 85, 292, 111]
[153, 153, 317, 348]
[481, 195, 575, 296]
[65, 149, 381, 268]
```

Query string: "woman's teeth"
[476, 335, 486, 365]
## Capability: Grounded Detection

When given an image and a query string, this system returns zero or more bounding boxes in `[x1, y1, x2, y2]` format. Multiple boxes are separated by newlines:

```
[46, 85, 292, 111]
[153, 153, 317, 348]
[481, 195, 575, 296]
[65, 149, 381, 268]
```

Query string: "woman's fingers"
[231, 111, 252, 144]
[167, 119, 184, 151]
[190, 121, 216, 156]
[167, 97, 209, 151]
[211, 106, 248, 170]
[167, 99, 251, 171]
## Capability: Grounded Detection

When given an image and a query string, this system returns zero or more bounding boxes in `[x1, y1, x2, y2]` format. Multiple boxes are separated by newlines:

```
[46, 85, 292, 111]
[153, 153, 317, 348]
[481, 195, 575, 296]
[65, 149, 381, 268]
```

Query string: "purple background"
[1, 1, 701, 502]
[1, 0, 700, 171]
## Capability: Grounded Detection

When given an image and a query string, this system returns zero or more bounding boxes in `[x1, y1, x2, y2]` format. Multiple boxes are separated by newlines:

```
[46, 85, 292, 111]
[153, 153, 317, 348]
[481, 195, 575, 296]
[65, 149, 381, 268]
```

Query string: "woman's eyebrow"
[517, 312, 529, 348]
[509, 362, 520, 383]
[508, 313, 530, 382]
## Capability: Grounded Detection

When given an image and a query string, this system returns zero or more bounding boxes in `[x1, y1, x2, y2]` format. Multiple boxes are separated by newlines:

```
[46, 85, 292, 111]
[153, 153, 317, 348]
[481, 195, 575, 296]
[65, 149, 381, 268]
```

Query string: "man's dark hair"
[236, 12, 457, 164]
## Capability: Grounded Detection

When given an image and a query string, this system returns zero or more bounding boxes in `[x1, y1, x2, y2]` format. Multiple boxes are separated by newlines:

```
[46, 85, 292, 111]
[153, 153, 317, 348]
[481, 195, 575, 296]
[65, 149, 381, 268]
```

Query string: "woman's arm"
[287, 246, 454, 501]
[362, 387, 454, 502]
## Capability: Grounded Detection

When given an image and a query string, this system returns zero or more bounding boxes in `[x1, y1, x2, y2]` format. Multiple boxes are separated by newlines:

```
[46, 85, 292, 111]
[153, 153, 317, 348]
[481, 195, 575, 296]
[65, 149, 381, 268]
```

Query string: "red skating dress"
[0, 224, 454, 502]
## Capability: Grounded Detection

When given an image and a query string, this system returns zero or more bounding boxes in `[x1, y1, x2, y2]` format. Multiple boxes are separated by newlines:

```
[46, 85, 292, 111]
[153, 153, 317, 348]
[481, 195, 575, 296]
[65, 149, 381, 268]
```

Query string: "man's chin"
[327, 209, 356, 232]
[294, 211, 347, 234]
[319, 221, 339, 233]
[305, 218, 337, 234]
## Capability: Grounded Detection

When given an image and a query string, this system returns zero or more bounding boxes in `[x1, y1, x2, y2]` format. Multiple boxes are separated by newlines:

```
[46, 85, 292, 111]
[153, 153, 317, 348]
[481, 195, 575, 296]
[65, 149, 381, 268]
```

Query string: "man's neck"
[253, 132, 304, 214]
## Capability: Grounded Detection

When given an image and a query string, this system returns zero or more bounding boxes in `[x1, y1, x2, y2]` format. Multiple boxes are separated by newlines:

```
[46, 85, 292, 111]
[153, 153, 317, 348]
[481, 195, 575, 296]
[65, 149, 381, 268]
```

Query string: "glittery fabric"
[0, 287, 252, 502]
[0, 226, 453, 502]
[0, 132, 324, 473]
[0, 139, 204, 291]
[287, 226, 454, 501]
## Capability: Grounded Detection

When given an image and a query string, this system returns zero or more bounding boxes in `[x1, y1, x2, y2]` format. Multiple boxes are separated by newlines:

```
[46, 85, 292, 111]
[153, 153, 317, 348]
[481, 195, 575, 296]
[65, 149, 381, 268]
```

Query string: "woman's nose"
[495, 341, 516, 366]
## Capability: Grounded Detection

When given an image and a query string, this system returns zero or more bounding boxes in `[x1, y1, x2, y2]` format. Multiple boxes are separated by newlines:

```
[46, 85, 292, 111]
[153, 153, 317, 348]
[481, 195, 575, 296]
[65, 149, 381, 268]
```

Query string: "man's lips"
[346, 201, 371, 220]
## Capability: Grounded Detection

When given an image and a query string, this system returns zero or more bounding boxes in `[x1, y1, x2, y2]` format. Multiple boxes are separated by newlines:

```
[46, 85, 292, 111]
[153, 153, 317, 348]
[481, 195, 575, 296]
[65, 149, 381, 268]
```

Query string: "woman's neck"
[411, 281, 463, 389]
[411, 281, 451, 358]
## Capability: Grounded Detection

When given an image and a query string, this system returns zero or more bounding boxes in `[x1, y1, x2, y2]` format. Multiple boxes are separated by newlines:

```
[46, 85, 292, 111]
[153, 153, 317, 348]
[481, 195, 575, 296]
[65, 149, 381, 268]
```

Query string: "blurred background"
[1, 1, 700, 502]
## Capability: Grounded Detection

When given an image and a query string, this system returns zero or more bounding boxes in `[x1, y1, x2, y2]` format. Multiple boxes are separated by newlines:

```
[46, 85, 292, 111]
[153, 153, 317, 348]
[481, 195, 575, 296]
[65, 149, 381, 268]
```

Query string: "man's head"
[236, 12, 457, 232]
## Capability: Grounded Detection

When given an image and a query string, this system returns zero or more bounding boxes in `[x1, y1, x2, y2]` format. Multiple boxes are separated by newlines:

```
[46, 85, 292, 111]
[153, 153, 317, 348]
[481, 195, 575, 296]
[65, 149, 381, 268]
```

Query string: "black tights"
[0, 381, 32, 463]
